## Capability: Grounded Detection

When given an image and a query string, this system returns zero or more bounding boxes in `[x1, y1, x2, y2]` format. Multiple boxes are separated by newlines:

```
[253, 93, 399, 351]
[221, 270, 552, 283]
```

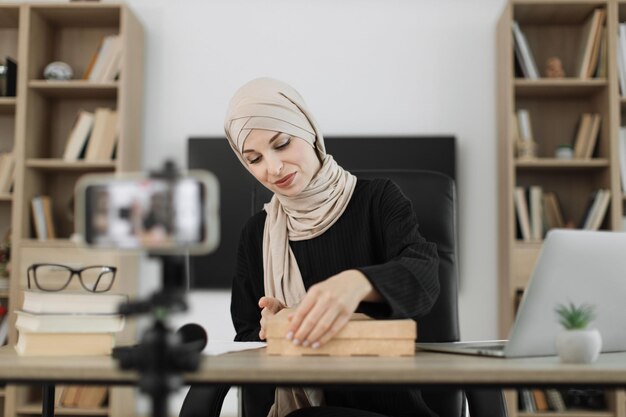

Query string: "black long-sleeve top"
[231, 178, 441, 417]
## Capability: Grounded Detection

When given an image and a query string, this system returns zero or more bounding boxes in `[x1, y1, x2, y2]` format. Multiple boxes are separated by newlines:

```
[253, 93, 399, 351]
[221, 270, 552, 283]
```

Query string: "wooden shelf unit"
[0, 8, 20, 408]
[2, 3, 144, 417]
[499, 1, 626, 417]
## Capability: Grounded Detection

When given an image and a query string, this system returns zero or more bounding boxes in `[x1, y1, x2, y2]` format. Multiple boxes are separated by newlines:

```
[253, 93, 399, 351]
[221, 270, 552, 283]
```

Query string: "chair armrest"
[466, 389, 508, 417]
[179, 385, 231, 417]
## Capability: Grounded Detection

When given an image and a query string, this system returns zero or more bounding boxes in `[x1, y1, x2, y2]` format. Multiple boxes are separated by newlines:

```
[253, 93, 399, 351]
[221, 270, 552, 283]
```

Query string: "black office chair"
[180, 170, 507, 417]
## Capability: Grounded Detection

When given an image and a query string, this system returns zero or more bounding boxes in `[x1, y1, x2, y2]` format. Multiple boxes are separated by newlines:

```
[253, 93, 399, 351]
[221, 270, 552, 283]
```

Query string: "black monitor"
[187, 136, 455, 289]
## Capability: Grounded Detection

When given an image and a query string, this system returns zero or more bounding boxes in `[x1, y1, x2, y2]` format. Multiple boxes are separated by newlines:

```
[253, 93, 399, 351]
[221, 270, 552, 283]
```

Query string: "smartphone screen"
[77, 172, 219, 254]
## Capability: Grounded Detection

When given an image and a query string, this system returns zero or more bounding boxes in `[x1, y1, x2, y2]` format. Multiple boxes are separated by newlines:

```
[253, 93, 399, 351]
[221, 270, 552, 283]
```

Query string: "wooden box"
[265, 309, 417, 357]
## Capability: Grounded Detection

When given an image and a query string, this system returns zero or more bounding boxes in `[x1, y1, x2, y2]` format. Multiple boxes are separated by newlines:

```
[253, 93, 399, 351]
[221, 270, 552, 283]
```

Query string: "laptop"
[416, 230, 626, 358]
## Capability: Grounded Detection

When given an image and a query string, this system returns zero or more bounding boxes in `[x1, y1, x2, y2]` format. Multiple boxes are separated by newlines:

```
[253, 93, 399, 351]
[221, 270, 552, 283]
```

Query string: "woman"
[225, 78, 440, 417]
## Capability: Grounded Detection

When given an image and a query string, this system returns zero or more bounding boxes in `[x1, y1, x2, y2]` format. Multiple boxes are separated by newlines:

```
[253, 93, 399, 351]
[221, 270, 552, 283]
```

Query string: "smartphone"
[75, 171, 219, 254]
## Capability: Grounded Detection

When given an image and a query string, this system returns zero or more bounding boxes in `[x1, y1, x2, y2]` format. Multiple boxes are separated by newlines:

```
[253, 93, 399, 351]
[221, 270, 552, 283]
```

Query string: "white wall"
[128, 0, 507, 338]
[13, 0, 509, 415]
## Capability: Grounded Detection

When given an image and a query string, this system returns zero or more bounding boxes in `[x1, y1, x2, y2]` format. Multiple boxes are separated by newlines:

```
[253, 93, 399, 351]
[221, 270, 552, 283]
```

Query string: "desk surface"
[2, 346, 626, 387]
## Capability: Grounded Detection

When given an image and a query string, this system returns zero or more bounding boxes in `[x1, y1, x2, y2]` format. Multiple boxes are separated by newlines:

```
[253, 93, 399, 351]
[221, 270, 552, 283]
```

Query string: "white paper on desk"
[203, 340, 267, 356]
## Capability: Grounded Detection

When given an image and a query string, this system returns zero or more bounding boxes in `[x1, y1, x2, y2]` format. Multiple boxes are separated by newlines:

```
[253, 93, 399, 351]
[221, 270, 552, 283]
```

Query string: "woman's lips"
[274, 173, 296, 188]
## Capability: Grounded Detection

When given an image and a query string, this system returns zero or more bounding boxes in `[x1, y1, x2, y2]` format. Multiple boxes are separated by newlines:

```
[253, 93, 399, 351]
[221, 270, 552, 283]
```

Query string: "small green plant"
[555, 302, 596, 330]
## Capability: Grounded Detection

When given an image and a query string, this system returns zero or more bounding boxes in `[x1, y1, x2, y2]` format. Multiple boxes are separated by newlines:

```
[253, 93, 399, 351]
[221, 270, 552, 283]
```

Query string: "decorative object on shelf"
[43, 61, 73, 81]
[515, 139, 536, 160]
[555, 144, 573, 160]
[0, 230, 11, 278]
[555, 302, 602, 363]
[545, 57, 565, 78]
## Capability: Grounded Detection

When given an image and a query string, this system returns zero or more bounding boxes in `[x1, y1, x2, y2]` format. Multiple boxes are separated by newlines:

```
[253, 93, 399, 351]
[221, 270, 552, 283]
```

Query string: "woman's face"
[242, 129, 321, 197]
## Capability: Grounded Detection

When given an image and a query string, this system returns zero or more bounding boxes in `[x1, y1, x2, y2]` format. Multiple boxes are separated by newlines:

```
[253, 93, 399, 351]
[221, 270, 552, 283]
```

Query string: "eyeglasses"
[27, 263, 117, 293]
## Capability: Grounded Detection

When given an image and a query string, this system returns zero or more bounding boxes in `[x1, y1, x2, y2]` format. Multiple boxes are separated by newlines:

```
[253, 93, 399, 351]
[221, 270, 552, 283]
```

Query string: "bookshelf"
[498, 0, 626, 416]
[2, 3, 144, 417]
[0, 8, 20, 410]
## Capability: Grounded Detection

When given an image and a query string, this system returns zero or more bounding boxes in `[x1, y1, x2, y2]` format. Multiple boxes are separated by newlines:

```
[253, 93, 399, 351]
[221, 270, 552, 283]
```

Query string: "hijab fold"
[225, 78, 356, 417]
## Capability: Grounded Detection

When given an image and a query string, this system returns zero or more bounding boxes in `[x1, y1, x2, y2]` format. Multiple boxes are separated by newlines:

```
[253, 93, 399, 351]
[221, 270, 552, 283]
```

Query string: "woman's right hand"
[258, 296, 286, 340]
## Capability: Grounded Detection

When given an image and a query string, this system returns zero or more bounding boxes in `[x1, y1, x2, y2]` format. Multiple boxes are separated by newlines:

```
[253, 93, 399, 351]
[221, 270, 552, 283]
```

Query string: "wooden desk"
[2, 345, 626, 388]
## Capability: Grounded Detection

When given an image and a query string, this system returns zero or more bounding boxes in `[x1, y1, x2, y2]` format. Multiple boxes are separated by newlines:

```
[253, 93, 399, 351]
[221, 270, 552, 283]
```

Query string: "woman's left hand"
[286, 270, 379, 348]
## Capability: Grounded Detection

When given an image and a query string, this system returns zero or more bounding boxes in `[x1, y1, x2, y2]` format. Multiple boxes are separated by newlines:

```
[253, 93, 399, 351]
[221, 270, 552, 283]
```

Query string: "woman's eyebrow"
[243, 132, 283, 153]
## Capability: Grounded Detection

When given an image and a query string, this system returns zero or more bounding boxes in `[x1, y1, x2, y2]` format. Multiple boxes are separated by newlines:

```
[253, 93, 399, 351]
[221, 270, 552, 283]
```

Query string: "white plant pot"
[555, 329, 602, 364]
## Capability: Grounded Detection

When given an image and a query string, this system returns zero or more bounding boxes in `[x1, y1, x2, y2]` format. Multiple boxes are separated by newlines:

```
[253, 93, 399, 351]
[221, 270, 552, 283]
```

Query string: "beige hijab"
[224, 78, 357, 417]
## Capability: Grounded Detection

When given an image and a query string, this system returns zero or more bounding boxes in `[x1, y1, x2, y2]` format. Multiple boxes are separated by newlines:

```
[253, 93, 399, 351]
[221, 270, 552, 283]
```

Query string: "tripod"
[113, 255, 202, 417]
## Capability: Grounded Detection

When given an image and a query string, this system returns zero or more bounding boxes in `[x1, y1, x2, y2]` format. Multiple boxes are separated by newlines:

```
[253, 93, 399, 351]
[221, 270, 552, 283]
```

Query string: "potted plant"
[555, 302, 602, 363]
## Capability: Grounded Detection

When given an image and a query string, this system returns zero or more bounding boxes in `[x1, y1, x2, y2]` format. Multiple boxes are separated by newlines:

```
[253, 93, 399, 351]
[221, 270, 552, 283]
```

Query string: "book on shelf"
[0, 56, 17, 97]
[60, 385, 80, 407]
[518, 388, 536, 412]
[572, 113, 593, 159]
[545, 388, 567, 412]
[512, 21, 539, 79]
[15, 331, 115, 356]
[542, 191, 565, 231]
[100, 37, 123, 82]
[619, 127, 626, 192]
[580, 189, 610, 231]
[514, 187, 531, 242]
[532, 388, 549, 412]
[87, 35, 122, 83]
[0, 152, 15, 194]
[15, 310, 125, 333]
[31, 195, 56, 240]
[57, 385, 108, 409]
[572, 113, 601, 159]
[516, 109, 534, 143]
[22, 290, 127, 315]
[582, 113, 601, 159]
[529, 186, 543, 241]
[55, 384, 66, 406]
[0, 276, 8, 290]
[85, 108, 119, 162]
[619, 24, 626, 95]
[76, 386, 108, 409]
[576, 8, 605, 78]
[62, 110, 94, 161]
[82, 36, 104, 80]
[593, 26, 604, 78]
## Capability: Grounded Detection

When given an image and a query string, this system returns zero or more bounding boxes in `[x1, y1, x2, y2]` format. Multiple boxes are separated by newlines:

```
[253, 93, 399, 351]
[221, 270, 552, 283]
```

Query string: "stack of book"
[518, 388, 567, 413]
[514, 186, 566, 241]
[62, 108, 119, 162]
[15, 290, 126, 356]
